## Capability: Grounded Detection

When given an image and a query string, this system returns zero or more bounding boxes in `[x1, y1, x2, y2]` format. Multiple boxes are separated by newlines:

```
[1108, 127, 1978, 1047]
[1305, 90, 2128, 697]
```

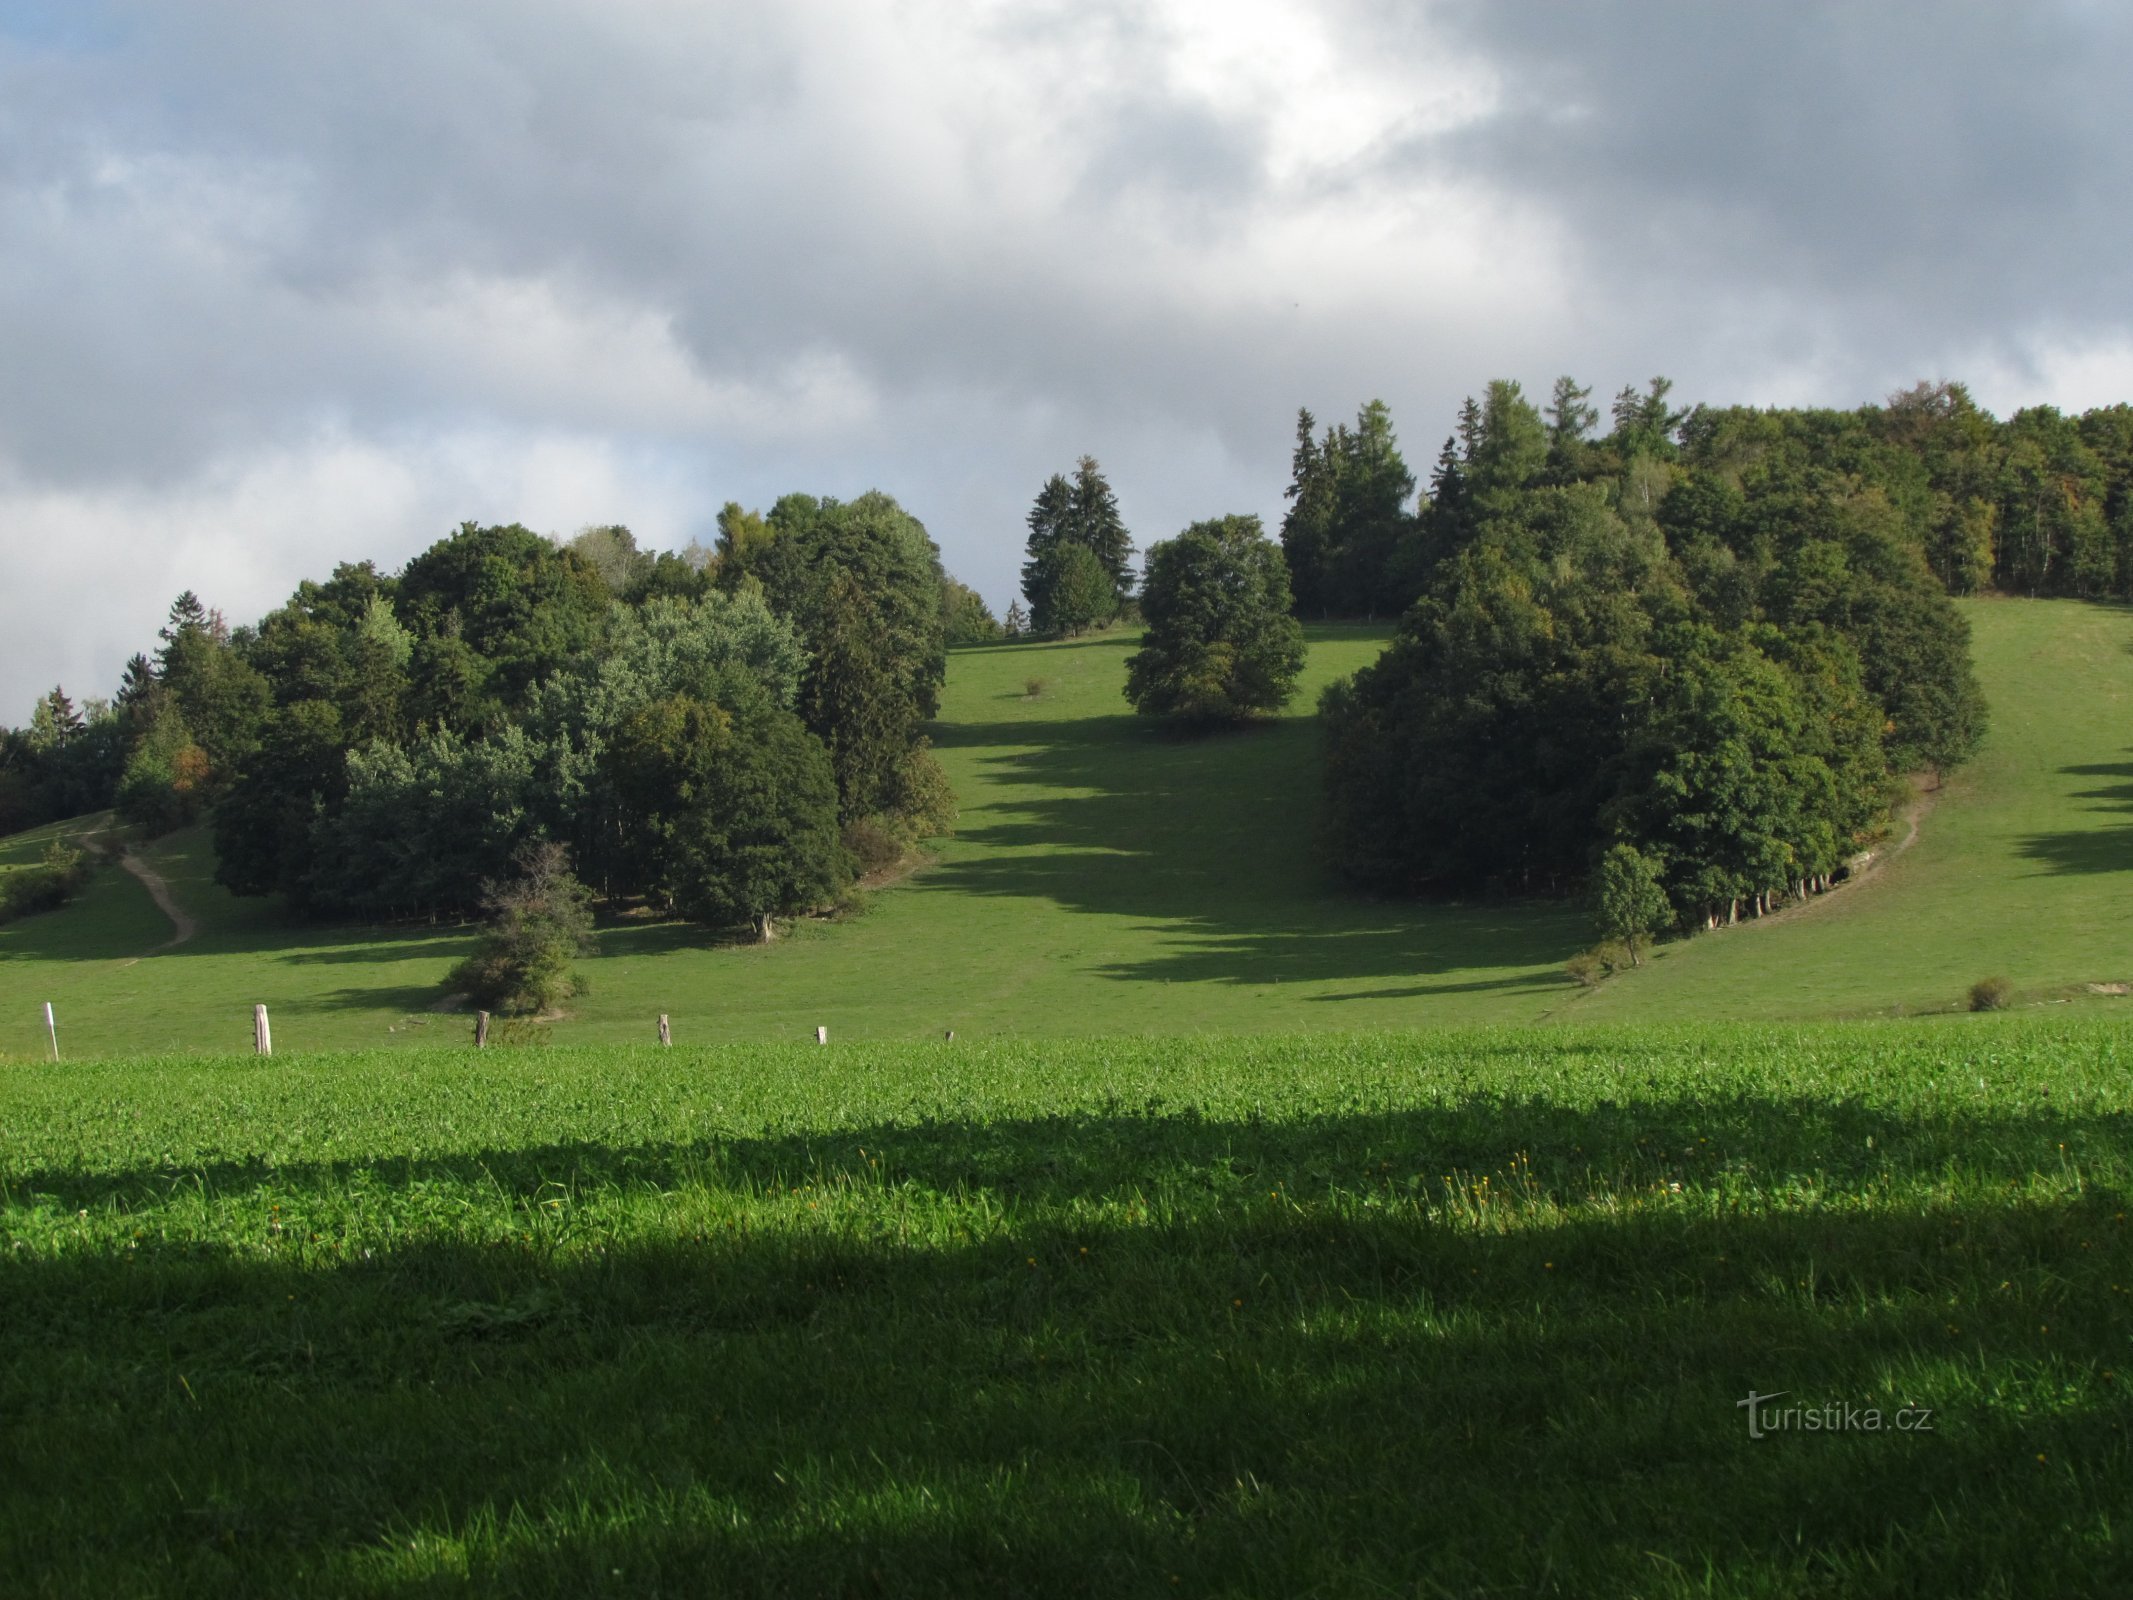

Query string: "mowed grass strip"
[2, 1020, 2127, 1595]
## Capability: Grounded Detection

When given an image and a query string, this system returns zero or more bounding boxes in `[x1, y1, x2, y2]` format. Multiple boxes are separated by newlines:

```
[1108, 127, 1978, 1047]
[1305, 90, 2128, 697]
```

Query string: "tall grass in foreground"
[2, 1020, 2129, 1596]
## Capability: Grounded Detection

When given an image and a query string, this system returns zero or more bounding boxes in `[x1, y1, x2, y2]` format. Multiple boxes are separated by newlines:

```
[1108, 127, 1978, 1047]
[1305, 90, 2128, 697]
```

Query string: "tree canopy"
[1318, 377, 1991, 935]
[1125, 515, 1305, 725]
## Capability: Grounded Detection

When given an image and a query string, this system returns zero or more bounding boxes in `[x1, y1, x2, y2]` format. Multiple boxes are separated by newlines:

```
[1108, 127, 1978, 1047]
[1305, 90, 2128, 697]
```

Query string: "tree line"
[1, 494, 970, 939]
[1314, 378, 1992, 937]
[1285, 380, 2133, 618]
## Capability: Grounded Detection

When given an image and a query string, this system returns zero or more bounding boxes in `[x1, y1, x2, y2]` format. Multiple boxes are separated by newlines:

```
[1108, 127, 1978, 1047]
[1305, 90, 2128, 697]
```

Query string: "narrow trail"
[119, 851, 199, 950]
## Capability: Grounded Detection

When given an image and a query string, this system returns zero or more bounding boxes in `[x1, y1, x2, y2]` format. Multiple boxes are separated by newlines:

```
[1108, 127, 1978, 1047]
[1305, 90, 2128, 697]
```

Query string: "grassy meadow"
[3, 1022, 2129, 1594]
[4, 599, 2132, 1593]
[6, 597, 2131, 1056]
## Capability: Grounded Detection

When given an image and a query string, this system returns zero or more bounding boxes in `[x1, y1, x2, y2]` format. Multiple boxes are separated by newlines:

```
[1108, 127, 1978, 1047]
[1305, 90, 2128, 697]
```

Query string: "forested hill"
[0, 498, 976, 937]
[1303, 380, 2023, 932]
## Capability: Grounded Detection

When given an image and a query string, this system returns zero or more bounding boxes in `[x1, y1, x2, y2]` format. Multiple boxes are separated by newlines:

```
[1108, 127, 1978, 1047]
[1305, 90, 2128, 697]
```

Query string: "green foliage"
[1021, 458, 1136, 630]
[565, 524, 653, 595]
[1280, 401, 1419, 617]
[445, 841, 597, 1015]
[756, 491, 947, 820]
[396, 523, 611, 711]
[1041, 543, 1117, 636]
[114, 699, 207, 838]
[1593, 844, 1669, 964]
[0, 837, 92, 922]
[606, 691, 849, 932]
[940, 576, 1003, 646]
[311, 726, 550, 918]
[1322, 379, 1989, 919]
[1126, 516, 1306, 724]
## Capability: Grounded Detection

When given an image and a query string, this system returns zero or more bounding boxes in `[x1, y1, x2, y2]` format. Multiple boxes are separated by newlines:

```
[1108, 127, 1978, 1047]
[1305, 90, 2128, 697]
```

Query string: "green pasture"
[3, 1021, 2127, 1594]
[3, 599, 2132, 1055]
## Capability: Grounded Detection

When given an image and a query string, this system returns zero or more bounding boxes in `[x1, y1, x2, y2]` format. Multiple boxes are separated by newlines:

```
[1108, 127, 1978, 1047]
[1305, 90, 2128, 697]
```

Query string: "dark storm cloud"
[1411, 0, 2133, 364]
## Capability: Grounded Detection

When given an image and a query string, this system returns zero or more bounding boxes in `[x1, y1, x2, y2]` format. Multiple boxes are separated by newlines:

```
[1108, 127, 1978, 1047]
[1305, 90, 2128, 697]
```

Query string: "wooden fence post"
[253, 1004, 272, 1057]
[658, 1014, 672, 1047]
[43, 1002, 57, 1062]
[475, 1011, 490, 1048]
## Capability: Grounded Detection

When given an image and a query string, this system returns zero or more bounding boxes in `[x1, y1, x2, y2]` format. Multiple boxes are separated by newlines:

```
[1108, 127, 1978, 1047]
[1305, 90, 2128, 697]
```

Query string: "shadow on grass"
[2018, 758, 2133, 876]
[928, 713, 1586, 994]
[3, 1098, 2128, 1595]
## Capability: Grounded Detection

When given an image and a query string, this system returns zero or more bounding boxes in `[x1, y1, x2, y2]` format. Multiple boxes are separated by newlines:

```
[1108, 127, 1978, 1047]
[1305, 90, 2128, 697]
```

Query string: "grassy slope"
[2, 599, 2130, 1054]
[1577, 597, 2133, 1021]
[2, 1022, 2128, 1594]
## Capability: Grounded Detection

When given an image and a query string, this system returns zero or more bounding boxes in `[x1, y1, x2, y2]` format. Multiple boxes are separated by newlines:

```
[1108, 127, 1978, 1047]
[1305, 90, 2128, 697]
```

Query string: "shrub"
[1968, 976, 2014, 1012]
[1565, 940, 1634, 987]
[0, 839, 92, 923]
[841, 816, 908, 876]
[447, 842, 597, 1016]
[1023, 677, 1050, 700]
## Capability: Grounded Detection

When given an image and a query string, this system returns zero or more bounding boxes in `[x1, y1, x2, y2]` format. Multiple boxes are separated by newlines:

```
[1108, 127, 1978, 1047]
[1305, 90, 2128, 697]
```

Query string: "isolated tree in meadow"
[1125, 515, 1305, 724]
[1594, 843, 1670, 966]
[1022, 458, 1136, 629]
[447, 840, 598, 1016]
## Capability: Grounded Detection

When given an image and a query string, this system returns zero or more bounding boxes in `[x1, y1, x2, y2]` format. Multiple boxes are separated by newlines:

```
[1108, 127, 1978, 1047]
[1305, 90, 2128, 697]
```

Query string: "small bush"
[0, 840, 92, 923]
[841, 816, 908, 877]
[1968, 976, 2014, 1012]
[1565, 940, 1633, 988]
[1023, 677, 1050, 700]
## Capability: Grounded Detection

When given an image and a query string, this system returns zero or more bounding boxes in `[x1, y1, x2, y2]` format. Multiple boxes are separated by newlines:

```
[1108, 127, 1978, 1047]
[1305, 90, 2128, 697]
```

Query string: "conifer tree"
[1066, 455, 1135, 602]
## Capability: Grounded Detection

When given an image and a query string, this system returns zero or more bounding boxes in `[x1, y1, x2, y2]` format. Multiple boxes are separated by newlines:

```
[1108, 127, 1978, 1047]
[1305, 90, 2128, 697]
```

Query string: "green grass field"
[7, 597, 2130, 1055]
[3, 1021, 2128, 1594]
[6, 601, 2132, 1593]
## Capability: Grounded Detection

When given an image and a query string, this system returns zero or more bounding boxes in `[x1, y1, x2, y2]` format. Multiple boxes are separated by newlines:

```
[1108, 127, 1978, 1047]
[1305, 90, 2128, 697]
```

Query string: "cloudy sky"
[5, 0, 2132, 716]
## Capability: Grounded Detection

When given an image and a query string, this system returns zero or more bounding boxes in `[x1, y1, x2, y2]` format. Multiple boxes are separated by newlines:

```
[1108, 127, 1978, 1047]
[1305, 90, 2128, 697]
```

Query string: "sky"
[5, 0, 2133, 717]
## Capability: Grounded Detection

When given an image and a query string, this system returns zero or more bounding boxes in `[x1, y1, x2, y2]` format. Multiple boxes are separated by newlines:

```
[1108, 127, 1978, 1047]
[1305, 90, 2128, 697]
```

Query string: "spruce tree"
[1066, 455, 1135, 602]
[1019, 474, 1074, 627]
[1280, 408, 1335, 617]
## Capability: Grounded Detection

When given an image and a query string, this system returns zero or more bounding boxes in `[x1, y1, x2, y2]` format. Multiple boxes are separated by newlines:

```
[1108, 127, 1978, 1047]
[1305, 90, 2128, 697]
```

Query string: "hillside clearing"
[4, 600, 2132, 1055]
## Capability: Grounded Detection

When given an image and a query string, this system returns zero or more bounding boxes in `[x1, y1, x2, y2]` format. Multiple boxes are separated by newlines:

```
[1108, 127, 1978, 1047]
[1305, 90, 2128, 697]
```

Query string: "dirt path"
[119, 851, 200, 949]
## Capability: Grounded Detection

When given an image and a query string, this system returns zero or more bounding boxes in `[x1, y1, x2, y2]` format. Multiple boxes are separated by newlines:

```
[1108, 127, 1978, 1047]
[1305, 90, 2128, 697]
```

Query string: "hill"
[3, 600, 2130, 1056]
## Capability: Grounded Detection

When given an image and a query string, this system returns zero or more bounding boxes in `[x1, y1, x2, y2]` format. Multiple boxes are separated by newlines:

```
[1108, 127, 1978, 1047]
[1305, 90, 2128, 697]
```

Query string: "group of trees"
[4, 496, 963, 957]
[1019, 456, 1136, 635]
[1285, 382, 2133, 622]
[1319, 377, 1989, 937]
